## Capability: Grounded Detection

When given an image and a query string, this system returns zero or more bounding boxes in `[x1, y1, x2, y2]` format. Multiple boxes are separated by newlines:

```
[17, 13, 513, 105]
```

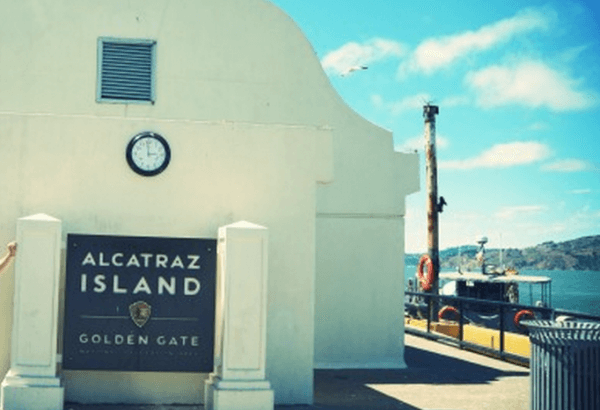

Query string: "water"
[405, 266, 600, 317]
[522, 269, 600, 317]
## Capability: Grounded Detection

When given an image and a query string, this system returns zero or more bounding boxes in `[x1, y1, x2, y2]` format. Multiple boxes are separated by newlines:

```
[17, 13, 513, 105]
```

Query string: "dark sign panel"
[63, 234, 216, 372]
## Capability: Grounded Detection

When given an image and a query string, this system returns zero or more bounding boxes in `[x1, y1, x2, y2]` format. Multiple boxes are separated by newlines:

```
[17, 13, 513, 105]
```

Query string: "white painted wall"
[0, 0, 419, 405]
[315, 118, 419, 368]
[0, 115, 330, 405]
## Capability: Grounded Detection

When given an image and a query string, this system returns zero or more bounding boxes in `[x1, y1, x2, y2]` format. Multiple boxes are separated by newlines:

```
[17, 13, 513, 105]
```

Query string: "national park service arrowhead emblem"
[129, 300, 152, 328]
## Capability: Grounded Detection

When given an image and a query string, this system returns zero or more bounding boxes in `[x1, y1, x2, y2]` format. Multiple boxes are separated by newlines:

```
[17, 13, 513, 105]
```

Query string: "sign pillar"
[205, 221, 274, 410]
[1, 214, 64, 410]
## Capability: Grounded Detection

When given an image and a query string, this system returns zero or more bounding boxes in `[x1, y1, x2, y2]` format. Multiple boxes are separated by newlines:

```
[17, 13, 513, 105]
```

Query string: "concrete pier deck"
[66, 334, 530, 410]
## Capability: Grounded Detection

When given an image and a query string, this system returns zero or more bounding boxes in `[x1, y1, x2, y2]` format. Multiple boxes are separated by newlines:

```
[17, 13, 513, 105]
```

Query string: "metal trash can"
[524, 320, 600, 410]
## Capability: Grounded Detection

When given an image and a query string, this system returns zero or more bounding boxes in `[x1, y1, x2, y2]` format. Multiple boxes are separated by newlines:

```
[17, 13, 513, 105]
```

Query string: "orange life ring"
[416, 254, 434, 291]
[514, 309, 535, 329]
[438, 305, 460, 322]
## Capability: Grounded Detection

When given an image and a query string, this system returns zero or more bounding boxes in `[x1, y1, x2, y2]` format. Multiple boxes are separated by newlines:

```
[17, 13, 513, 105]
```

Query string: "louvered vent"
[98, 39, 155, 103]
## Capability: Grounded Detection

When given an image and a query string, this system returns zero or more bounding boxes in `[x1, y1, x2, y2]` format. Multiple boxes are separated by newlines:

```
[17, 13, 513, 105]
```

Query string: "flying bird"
[341, 65, 368, 76]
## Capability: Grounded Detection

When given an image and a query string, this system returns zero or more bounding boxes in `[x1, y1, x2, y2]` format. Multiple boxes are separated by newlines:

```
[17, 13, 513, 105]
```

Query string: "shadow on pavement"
[402, 345, 528, 384]
[278, 345, 528, 409]
[66, 345, 529, 410]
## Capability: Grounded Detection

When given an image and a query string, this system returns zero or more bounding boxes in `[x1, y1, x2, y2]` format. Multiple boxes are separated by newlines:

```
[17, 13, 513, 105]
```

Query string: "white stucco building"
[0, 0, 419, 406]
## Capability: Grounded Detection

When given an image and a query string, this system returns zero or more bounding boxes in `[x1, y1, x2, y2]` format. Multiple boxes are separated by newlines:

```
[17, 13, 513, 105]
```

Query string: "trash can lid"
[522, 320, 600, 345]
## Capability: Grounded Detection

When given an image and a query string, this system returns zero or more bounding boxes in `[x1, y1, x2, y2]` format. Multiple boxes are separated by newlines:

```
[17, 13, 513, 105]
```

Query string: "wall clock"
[126, 132, 171, 176]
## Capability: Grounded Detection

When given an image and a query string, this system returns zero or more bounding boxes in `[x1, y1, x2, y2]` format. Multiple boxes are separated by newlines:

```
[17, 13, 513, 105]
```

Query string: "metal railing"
[404, 291, 600, 367]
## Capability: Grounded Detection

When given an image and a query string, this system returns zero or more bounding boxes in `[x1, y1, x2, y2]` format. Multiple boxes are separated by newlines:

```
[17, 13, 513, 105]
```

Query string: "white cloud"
[502, 205, 600, 248]
[440, 141, 551, 170]
[541, 158, 599, 172]
[405, 192, 600, 253]
[528, 122, 550, 131]
[374, 93, 470, 115]
[558, 44, 589, 63]
[395, 134, 450, 153]
[549, 205, 600, 236]
[440, 95, 470, 107]
[495, 205, 547, 220]
[390, 93, 432, 114]
[371, 92, 433, 115]
[321, 38, 406, 76]
[399, 8, 552, 76]
[466, 60, 597, 111]
[371, 94, 384, 108]
[570, 189, 591, 195]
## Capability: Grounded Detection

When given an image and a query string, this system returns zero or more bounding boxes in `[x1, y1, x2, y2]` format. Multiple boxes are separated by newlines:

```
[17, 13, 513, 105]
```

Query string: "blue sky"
[270, 0, 600, 253]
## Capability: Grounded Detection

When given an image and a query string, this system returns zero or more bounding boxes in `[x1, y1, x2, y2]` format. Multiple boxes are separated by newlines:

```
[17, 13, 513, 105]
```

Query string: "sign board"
[62, 234, 217, 372]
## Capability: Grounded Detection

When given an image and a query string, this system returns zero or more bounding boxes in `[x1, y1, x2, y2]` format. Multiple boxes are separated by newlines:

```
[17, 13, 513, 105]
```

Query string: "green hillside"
[406, 235, 600, 271]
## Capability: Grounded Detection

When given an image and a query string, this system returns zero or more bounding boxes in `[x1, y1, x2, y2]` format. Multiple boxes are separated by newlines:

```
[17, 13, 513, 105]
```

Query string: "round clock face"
[126, 132, 171, 176]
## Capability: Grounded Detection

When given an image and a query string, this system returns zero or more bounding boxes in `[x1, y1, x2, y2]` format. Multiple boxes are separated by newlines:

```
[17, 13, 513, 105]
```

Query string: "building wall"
[0, 0, 340, 125]
[0, 114, 330, 404]
[314, 118, 419, 368]
[0, 0, 419, 405]
[315, 217, 407, 368]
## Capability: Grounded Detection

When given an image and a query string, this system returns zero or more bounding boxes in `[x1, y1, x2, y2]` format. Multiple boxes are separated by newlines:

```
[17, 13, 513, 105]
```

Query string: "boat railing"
[404, 291, 600, 367]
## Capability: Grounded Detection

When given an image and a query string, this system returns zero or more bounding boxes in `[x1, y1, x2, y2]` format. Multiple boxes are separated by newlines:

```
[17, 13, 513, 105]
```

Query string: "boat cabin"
[440, 272, 552, 307]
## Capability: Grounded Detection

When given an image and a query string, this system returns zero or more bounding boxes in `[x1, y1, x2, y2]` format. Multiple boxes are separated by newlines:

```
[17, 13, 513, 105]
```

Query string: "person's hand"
[7, 242, 16, 258]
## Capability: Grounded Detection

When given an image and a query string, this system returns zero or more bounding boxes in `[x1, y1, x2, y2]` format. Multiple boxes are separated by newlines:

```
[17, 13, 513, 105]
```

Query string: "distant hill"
[406, 235, 600, 271]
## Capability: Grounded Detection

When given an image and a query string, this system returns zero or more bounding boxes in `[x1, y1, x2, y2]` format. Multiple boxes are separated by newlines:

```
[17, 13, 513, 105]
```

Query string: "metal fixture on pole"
[423, 104, 440, 321]
[477, 236, 488, 274]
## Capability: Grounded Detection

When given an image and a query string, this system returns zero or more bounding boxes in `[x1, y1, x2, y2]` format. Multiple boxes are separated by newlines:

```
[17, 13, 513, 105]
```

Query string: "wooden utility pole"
[424, 104, 440, 320]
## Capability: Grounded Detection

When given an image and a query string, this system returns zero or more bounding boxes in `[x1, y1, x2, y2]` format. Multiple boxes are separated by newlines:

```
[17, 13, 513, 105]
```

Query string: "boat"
[404, 237, 552, 360]
[407, 236, 551, 309]
[437, 269, 552, 331]
[440, 236, 551, 314]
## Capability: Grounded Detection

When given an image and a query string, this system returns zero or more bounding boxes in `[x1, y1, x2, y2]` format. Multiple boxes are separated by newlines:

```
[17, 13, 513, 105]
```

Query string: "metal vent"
[98, 39, 155, 103]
